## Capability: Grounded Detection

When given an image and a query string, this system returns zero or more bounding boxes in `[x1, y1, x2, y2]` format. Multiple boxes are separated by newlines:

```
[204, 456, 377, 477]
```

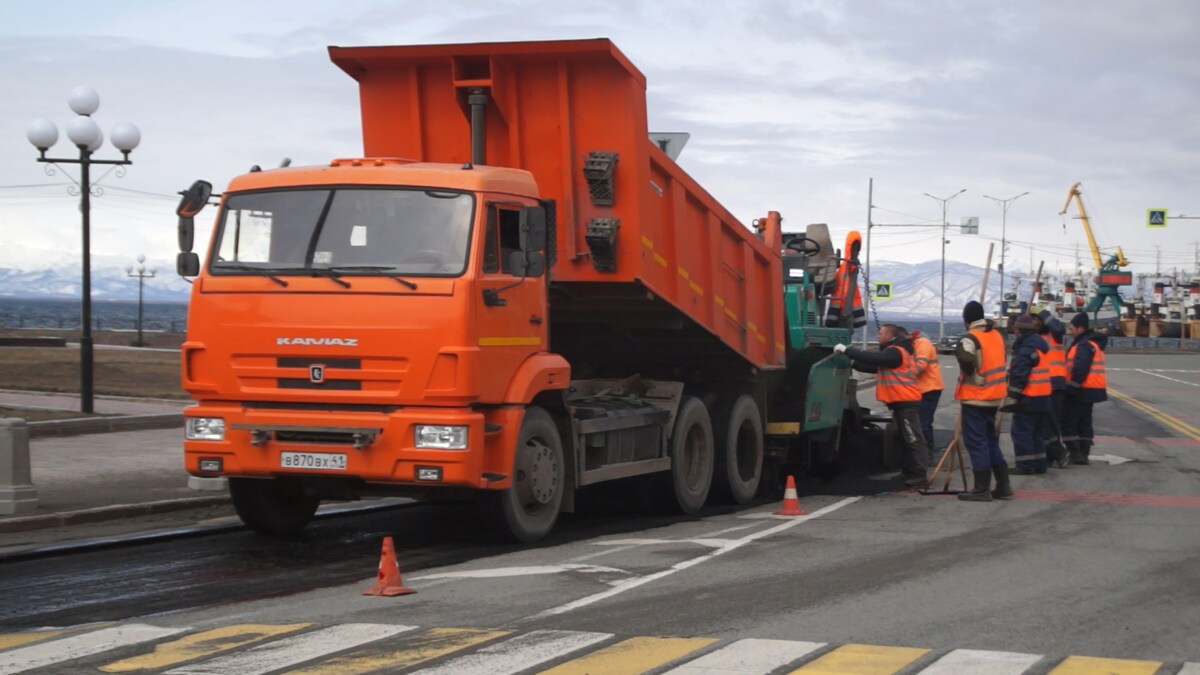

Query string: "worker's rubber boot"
[1079, 440, 1092, 465]
[957, 469, 994, 502]
[991, 464, 1014, 500]
[1068, 441, 1087, 465]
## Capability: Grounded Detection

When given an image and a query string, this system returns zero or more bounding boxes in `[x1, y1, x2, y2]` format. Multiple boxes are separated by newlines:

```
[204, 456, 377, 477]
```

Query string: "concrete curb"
[27, 413, 183, 439]
[0, 495, 229, 534]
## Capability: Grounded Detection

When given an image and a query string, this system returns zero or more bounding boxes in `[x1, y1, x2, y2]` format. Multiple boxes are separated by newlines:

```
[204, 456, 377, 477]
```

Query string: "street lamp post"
[26, 86, 140, 413]
[923, 189, 967, 342]
[126, 255, 157, 347]
[982, 192, 1029, 315]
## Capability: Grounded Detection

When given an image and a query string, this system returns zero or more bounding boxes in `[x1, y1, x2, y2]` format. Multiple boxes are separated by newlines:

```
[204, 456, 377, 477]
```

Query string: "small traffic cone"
[362, 536, 416, 597]
[774, 476, 808, 516]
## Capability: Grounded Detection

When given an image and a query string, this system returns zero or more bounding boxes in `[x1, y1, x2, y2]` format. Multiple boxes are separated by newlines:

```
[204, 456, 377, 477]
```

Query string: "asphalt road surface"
[2, 354, 1198, 674]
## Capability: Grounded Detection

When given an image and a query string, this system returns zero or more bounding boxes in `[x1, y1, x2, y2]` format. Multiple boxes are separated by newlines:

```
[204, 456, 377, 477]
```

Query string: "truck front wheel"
[713, 394, 763, 504]
[229, 477, 320, 535]
[494, 406, 564, 543]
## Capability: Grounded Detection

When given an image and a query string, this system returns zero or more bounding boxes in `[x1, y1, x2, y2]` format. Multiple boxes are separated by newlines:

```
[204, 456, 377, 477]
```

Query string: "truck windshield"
[210, 188, 474, 277]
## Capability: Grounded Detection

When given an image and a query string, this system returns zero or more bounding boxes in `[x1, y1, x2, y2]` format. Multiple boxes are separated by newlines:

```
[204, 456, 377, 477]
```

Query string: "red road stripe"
[1147, 437, 1200, 447]
[1013, 488, 1200, 509]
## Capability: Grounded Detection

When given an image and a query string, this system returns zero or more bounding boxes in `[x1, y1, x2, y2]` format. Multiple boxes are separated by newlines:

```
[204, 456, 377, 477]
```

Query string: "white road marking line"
[1089, 454, 1133, 465]
[411, 564, 628, 580]
[662, 638, 825, 674]
[1110, 368, 1200, 373]
[595, 537, 739, 548]
[1135, 369, 1200, 388]
[408, 629, 611, 675]
[0, 624, 188, 675]
[533, 497, 861, 619]
[165, 624, 413, 675]
[917, 648, 1043, 674]
[1177, 662, 1200, 674]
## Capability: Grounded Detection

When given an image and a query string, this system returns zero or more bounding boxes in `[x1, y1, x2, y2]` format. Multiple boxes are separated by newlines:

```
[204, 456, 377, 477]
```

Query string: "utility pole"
[863, 178, 873, 348]
[1155, 245, 1161, 275]
[982, 191, 1029, 315]
[923, 189, 967, 342]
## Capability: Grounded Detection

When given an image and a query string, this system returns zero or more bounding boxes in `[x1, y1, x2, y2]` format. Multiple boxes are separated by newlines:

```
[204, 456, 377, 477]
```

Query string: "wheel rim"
[515, 436, 558, 509]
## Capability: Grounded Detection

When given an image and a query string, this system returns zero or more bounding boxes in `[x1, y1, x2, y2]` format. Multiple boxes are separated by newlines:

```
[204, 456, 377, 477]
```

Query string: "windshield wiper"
[325, 265, 418, 290]
[212, 263, 289, 287]
[309, 268, 351, 288]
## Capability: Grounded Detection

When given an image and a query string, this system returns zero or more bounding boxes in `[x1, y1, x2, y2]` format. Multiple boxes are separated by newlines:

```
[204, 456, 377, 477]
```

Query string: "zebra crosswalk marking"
[542, 636, 718, 675]
[917, 648, 1043, 674]
[407, 629, 612, 675]
[99, 623, 312, 673]
[289, 627, 511, 675]
[0, 624, 187, 675]
[661, 638, 826, 675]
[1048, 655, 1162, 674]
[162, 624, 414, 675]
[791, 643, 929, 674]
[0, 630, 61, 652]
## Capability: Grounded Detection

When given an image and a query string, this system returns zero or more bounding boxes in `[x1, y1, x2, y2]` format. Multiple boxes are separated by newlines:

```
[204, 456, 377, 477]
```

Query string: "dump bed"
[329, 39, 784, 369]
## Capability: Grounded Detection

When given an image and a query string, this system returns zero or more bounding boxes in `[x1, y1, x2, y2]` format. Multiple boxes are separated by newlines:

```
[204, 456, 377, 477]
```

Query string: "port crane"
[1059, 181, 1132, 318]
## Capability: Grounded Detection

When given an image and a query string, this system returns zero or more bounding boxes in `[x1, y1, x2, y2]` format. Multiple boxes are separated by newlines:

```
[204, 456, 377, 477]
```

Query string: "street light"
[26, 86, 140, 413]
[923, 189, 967, 342]
[126, 255, 157, 348]
[983, 191, 1030, 315]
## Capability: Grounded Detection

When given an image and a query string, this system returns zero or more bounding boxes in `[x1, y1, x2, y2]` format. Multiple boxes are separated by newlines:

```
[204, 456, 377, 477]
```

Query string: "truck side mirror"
[176, 180, 212, 218]
[507, 250, 545, 278]
[177, 252, 200, 277]
[519, 205, 546, 251]
[178, 217, 194, 253]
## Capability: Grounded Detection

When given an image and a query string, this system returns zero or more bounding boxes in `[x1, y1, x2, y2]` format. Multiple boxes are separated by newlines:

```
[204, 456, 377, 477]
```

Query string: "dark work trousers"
[1061, 397, 1095, 445]
[1040, 390, 1068, 464]
[892, 404, 931, 476]
[961, 404, 1006, 470]
[1012, 409, 1047, 471]
[918, 389, 942, 456]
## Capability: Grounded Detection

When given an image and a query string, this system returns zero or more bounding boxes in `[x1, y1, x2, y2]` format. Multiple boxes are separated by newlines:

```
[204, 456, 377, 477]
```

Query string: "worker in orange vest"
[1062, 313, 1108, 465]
[835, 323, 930, 487]
[910, 329, 944, 454]
[1005, 314, 1053, 475]
[954, 301, 1011, 502]
[824, 231, 866, 329]
[1035, 310, 1069, 468]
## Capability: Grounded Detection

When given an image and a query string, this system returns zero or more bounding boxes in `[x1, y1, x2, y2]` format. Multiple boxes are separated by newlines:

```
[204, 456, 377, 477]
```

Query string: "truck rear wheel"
[712, 394, 763, 504]
[229, 477, 320, 535]
[668, 396, 715, 513]
[494, 406, 564, 543]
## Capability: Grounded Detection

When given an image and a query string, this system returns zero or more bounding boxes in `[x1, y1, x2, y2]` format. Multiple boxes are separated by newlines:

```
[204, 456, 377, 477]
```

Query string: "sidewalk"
[0, 391, 228, 540]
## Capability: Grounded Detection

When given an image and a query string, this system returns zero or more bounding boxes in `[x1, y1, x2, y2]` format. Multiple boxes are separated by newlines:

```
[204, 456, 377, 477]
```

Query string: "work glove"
[1000, 396, 1021, 412]
[832, 343, 848, 354]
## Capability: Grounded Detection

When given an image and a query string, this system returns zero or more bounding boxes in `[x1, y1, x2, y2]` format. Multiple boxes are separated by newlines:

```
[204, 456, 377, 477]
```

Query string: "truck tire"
[495, 406, 564, 543]
[229, 477, 320, 535]
[712, 394, 763, 504]
[668, 396, 715, 513]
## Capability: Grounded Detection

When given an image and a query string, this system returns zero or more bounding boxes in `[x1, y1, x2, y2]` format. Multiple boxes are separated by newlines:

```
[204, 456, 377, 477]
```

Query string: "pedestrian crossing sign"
[873, 281, 893, 300]
[1147, 208, 1167, 228]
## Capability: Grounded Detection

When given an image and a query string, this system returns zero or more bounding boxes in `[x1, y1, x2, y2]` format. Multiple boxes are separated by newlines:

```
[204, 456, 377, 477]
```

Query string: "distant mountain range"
[0, 253, 1041, 317]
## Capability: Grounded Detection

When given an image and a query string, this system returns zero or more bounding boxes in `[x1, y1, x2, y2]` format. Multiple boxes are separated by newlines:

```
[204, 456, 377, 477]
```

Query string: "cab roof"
[224, 159, 539, 196]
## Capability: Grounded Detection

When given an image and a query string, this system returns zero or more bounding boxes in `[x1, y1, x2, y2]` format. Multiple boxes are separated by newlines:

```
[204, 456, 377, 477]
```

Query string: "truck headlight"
[185, 417, 226, 441]
[415, 425, 468, 449]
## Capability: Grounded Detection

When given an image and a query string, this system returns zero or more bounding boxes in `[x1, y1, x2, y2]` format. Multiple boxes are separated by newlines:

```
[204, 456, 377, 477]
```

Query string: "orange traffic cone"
[774, 476, 808, 516]
[362, 536, 416, 597]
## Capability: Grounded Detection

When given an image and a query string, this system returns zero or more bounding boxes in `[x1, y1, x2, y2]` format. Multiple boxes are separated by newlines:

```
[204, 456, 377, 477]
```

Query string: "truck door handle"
[530, 315, 543, 325]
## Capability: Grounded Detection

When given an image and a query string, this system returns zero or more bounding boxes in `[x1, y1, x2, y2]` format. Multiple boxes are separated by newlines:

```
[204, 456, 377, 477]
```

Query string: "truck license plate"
[280, 452, 347, 471]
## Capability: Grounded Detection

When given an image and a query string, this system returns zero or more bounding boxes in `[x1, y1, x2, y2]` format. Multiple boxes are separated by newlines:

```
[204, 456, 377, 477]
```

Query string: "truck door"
[474, 202, 549, 402]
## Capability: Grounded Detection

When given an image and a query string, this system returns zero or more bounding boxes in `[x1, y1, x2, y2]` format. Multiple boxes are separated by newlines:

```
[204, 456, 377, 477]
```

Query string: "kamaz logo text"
[276, 337, 359, 347]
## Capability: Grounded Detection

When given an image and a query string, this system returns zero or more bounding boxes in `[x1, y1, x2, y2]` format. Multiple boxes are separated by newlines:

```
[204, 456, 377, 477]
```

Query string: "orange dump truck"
[177, 39, 859, 541]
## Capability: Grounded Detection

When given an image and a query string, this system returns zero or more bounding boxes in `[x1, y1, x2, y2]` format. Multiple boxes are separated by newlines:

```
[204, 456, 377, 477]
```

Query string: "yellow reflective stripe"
[290, 627, 509, 675]
[0, 630, 62, 651]
[1048, 655, 1162, 675]
[479, 337, 542, 347]
[542, 636, 717, 675]
[791, 643, 928, 674]
[101, 624, 311, 673]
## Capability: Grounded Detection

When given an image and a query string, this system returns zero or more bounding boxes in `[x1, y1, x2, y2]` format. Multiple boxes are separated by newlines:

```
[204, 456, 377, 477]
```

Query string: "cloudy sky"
[1, 0, 1198, 289]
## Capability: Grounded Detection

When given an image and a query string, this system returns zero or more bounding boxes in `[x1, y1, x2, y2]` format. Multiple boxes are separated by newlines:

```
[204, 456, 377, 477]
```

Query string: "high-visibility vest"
[1022, 345, 1053, 397]
[1045, 332, 1066, 386]
[1067, 339, 1107, 390]
[876, 345, 921, 404]
[955, 328, 1007, 401]
[913, 336, 943, 393]
[824, 231, 866, 329]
